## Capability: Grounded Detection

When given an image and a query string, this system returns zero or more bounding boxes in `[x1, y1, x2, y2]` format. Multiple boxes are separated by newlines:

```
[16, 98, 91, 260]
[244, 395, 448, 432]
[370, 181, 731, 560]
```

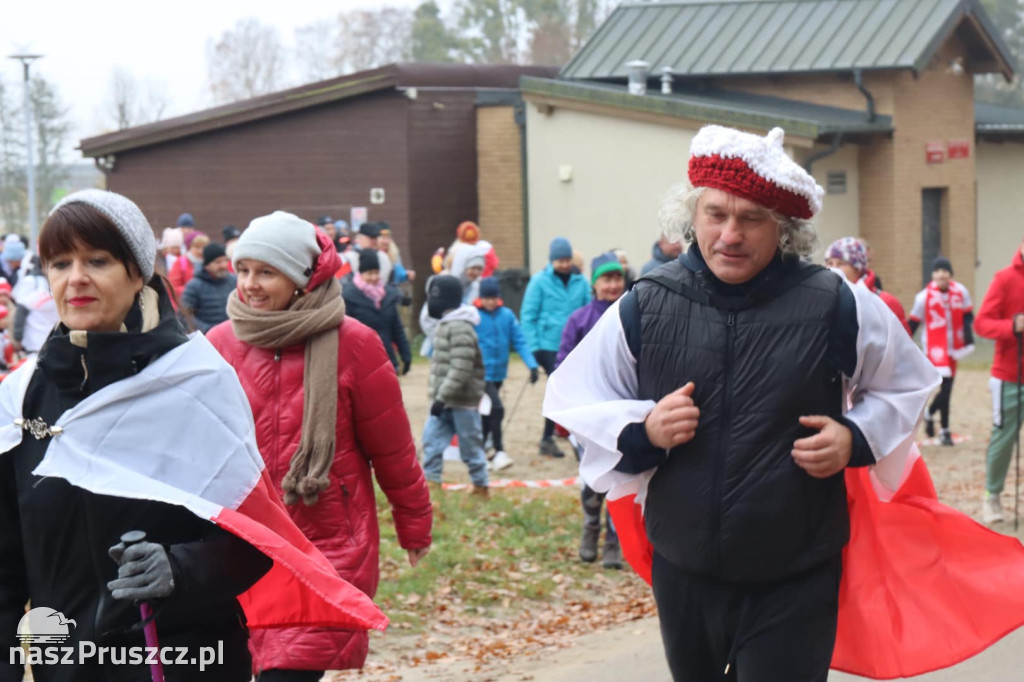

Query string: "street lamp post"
[8, 54, 42, 249]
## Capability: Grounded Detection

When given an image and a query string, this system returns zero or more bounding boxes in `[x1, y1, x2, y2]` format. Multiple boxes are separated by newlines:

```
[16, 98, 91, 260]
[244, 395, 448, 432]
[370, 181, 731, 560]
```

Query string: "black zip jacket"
[342, 280, 412, 369]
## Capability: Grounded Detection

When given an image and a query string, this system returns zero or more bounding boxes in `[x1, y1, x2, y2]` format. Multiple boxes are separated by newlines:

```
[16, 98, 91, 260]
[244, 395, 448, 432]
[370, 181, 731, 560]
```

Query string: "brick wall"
[885, 40, 976, 307]
[477, 106, 526, 268]
[724, 71, 897, 117]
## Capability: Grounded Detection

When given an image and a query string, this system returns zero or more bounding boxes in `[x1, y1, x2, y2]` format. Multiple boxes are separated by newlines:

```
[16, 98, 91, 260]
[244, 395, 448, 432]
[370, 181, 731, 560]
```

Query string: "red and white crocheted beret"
[688, 125, 824, 220]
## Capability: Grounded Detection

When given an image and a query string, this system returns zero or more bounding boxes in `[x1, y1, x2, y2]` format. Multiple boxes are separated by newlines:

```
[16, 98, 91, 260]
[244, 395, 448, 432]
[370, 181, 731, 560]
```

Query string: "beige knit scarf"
[226, 277, 345, 506]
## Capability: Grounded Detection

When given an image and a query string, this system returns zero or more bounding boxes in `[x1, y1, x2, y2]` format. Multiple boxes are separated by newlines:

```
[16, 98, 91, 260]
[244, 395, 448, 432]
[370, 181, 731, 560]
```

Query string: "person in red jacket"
[974, 237, 1024, 524]
[168, 230, 209, 299]
[207, 210, 433, 681]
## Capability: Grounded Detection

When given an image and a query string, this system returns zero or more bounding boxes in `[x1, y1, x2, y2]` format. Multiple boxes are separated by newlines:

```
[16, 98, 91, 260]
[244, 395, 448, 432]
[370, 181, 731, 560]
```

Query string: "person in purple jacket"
[555, 251, 626, 568]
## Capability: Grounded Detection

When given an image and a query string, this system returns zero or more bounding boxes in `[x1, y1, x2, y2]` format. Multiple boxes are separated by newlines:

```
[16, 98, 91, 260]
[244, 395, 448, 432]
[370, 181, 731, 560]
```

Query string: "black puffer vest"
[636, 255, 848, 584]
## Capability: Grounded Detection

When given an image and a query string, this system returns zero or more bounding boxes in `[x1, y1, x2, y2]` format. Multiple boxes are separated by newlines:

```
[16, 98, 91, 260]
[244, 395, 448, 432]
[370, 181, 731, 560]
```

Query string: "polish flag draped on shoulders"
[0, 333, 387, 632]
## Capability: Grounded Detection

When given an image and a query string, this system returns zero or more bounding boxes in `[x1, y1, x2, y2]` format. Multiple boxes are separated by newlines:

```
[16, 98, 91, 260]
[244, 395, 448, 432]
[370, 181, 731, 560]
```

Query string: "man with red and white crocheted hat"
[544, 125, 942, 680]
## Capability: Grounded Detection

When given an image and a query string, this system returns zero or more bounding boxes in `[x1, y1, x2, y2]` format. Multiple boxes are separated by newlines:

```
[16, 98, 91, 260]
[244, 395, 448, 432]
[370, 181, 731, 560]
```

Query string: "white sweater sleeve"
[542, 298, 658, 500]
[844, 281, 941, 492]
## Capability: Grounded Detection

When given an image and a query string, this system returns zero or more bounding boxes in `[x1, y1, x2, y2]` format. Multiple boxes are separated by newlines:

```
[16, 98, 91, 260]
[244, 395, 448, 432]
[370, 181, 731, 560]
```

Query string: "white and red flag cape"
[546, 278, 1024, 680]
[0, 333, 388, 632]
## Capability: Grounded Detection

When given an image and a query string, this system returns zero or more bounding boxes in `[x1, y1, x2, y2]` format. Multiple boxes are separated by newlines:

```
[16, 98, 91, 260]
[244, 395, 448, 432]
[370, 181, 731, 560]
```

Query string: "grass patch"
[373, 485, 636, 632]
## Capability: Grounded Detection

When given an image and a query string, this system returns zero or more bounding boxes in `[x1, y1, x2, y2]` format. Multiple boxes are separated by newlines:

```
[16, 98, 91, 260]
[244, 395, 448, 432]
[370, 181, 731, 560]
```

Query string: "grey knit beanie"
[232, 211, 320, 288]
[50, 189, 157, 281]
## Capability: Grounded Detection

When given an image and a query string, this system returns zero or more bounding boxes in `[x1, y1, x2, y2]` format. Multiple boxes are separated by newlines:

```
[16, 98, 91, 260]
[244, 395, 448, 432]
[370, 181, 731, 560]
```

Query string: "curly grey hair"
[658, 184, 818, 258]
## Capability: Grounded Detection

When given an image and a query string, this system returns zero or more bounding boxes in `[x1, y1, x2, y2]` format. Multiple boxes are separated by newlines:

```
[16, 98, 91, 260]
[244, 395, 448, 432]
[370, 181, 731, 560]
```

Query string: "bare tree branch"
[207, 18, 288, 104]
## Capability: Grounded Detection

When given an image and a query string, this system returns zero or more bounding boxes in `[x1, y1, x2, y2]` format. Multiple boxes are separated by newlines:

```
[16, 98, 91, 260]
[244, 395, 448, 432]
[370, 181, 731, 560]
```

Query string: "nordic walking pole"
[1015, 330, 1022, 532]
[120, 530, 166, 682]
[503, 375, 531, 432]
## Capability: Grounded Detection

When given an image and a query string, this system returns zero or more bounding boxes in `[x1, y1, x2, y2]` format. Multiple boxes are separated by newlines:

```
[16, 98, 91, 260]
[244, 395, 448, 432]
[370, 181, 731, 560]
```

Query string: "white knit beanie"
[50, 189, 157, 281]
[232, 211, 321, 288]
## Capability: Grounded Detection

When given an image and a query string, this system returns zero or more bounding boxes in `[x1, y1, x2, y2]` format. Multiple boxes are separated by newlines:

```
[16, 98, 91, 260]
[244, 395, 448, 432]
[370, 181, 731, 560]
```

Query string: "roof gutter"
[852, 69, 877, 122]
[803, 132, 843, 175]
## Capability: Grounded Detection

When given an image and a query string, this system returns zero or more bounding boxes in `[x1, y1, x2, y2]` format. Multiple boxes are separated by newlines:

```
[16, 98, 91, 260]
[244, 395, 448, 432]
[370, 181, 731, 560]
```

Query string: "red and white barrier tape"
[441, 476, 580, 491]
[917, 434, 971, 446]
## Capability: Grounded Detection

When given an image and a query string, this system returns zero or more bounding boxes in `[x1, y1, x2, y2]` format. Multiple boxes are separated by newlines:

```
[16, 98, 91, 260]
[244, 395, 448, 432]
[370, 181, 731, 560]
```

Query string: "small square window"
[826, 171, 847, 194]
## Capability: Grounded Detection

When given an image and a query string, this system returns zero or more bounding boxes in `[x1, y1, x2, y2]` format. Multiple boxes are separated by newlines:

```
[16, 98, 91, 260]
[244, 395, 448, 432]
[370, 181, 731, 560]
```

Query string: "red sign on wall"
[926, 142, 945, 164]
[948, 140, 970, 159]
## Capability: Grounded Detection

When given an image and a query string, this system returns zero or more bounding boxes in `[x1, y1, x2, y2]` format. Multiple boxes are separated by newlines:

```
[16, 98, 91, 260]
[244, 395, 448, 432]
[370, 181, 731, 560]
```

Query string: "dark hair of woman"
[38, 201, 189, 317]
[38, 202, 139, 278]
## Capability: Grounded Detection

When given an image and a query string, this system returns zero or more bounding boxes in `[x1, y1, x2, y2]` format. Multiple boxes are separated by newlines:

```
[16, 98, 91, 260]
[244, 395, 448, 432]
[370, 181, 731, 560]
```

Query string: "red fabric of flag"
[212, 470, 389, 632]
[606, 459, 1024, 679]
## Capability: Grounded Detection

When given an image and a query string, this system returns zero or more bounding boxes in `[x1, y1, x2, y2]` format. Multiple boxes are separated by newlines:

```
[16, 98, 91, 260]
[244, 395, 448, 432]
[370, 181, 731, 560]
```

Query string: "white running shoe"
[983, 493, 1004, 524]
[490, 450, 513, 472]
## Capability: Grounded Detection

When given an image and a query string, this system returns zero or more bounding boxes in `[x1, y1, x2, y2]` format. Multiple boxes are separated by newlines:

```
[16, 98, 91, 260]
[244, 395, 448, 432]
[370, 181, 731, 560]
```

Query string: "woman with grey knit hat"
[0, 189, 275, 681]
[206, 211, 432, 680]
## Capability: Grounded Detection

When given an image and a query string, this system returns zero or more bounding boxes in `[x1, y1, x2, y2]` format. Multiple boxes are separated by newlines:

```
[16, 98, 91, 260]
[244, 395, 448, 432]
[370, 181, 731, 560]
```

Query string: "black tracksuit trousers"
[651, 552, 842, 682]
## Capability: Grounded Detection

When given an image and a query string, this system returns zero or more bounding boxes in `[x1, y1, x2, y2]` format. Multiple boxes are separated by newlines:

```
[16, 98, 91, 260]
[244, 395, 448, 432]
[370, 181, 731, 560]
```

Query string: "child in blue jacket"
[475, 277, 539, 471]
[520, 237, 590, 458]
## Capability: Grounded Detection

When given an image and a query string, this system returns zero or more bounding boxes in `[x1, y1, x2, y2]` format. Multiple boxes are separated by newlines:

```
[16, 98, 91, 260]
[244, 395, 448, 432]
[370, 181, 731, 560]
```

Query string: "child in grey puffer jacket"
[422, 275, 489, 496]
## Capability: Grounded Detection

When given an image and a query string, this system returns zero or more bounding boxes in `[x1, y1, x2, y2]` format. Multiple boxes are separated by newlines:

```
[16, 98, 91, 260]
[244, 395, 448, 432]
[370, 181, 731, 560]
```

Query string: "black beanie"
[427, 275, 463, 319]
[202, 242, 227, 266]
[358, 248, 381, 273]
[932, 257, 953, 275]
[222, 225, 241, 242]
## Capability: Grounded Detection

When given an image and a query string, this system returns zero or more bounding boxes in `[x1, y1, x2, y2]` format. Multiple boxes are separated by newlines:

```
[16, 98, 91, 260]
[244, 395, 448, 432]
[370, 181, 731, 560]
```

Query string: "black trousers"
[481, 380, 505, 451]
[651, 552, 841, 682]
[534, 350, 558, 440]
[928, 376, 955, 429]
[257, 670, 324, 682]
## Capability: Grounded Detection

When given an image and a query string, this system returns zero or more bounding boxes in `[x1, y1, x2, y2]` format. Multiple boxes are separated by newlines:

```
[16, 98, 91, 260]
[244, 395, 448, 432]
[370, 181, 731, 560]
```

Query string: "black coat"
[0, 279, 270, 682]
[342, 281, 412, 370]
[181, 268, 236, 333]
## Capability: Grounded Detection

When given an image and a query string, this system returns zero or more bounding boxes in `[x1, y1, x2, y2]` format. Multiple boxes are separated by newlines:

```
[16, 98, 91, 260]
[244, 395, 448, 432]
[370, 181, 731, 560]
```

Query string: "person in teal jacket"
[475, 277, 540, 472]
[520, 236, 590, 457]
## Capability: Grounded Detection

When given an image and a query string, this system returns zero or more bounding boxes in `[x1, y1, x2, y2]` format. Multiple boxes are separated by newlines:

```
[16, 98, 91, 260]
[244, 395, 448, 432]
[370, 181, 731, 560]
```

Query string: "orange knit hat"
[456, 221, 480, 244]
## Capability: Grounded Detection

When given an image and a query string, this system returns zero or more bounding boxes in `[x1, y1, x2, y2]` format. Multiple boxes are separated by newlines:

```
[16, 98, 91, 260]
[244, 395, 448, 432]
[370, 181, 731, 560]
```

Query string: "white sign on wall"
[350, 207, 368, 230]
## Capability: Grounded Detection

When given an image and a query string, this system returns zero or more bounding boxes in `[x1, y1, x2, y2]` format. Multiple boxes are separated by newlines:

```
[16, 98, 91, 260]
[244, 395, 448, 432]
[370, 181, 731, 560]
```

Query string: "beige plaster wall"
[526, 105, 861, 276]
[976, 141, 1024, 304]
[525, 105, 694, 274]
[800, 143, 861, 257]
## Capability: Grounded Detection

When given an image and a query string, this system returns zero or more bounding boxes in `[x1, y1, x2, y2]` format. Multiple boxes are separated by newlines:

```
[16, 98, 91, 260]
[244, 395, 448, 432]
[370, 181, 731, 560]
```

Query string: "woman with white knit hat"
[206, 210, 432, 680]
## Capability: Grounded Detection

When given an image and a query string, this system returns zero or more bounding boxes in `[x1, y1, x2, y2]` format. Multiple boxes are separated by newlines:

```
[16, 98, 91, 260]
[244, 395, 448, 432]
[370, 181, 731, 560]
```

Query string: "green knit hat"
[591, 251, 624, 285]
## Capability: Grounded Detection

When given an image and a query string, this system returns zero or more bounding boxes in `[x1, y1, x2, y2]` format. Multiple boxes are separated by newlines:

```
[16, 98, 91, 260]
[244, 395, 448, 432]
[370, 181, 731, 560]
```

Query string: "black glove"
[530, 368, 540, 384]
[402, 361, 412, 376]
[107, 539, 175, 602]
[430, 400, 445, 417]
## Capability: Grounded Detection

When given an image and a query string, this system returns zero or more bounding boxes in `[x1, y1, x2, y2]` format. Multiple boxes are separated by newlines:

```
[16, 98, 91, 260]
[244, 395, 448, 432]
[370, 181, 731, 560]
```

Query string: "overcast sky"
[1, 0, 450, 161]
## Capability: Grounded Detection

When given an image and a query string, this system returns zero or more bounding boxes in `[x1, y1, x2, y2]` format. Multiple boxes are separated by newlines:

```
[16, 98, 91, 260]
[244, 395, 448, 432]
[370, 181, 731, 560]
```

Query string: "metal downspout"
[853, 68, 877, 122]
[803, 132, 844, 175]
[514, 100, 530, 272]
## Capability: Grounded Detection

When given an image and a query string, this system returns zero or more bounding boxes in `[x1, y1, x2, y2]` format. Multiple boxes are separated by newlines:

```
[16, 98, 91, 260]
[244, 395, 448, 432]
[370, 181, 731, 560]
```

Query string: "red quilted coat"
[207, 231, 432, 673]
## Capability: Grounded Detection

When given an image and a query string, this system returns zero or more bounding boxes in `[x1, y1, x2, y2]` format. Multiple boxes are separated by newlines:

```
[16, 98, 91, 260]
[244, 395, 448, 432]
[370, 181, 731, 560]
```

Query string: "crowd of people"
[0, 121, 1021, 680]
